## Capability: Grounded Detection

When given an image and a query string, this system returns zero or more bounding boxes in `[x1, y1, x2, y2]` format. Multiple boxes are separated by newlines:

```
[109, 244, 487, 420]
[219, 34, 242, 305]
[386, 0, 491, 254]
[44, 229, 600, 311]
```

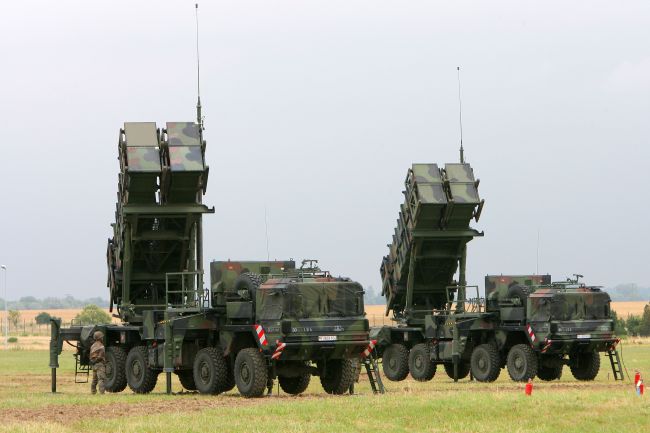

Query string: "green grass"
[1, 344, 649, 433]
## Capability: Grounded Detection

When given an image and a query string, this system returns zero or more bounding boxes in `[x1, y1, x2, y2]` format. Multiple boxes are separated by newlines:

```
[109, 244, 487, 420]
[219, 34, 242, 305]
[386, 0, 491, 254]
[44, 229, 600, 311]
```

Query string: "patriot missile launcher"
[372, 160, 622, 383]
[49, 119, 381, 397]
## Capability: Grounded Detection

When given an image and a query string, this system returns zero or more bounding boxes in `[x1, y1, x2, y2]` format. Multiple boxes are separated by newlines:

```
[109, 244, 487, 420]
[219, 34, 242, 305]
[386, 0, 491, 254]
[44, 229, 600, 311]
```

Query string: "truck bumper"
[539, 336, 618, 354]
[270, 339, 371, 361]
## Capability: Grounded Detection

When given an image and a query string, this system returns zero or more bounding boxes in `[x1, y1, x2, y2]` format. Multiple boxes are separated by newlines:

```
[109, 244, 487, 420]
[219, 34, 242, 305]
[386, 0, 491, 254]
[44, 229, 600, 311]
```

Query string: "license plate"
[318, 335, 337, 342]
[577, 334, 591, 339]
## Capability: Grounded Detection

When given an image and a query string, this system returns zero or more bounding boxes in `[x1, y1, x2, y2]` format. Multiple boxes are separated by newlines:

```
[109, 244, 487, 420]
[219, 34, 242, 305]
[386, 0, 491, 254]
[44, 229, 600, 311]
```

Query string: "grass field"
[1, 342, 648, 433]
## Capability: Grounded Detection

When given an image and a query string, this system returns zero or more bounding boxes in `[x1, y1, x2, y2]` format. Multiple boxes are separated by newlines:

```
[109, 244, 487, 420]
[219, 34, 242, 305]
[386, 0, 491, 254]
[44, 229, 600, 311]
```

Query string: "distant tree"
[74, 305, 111, 325]
[363, 286, 385, 305]
[626, 314, 642, 336]
[8, 310, 20, 328]
[638, 303, 650, 337]
[35, 312, 52, 325]
[611, 310, 627, 336]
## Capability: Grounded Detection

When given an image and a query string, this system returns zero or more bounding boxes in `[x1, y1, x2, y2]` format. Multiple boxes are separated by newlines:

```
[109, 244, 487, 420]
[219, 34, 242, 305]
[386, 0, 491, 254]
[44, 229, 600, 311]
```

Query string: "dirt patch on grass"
[0, 393, 313, 425]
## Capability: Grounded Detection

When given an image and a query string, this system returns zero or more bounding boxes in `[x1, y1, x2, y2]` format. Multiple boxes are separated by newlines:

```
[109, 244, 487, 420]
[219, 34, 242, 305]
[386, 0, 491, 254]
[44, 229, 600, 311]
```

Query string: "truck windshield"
[257, 281, 364, 320]
[549, 292, 611, 321]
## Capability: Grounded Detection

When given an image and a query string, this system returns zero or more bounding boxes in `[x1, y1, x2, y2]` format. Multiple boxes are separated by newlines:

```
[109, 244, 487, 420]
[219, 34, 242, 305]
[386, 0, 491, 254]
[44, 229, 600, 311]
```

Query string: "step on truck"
[49, 118, 379, 397]
[371, 160, 621, 383]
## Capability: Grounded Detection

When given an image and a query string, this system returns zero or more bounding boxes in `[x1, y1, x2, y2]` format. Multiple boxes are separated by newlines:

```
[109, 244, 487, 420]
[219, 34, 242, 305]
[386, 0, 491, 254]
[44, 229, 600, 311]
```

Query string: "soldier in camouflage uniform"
[90, 331, 107, 394]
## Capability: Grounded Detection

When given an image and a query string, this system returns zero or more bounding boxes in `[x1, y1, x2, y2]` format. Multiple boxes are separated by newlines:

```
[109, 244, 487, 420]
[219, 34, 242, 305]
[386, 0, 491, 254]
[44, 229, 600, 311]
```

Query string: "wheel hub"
[241, 363, 251, 383]
[414, 356, 423, 370]
[514, 355, 524, 371]
[200, 362, 210, 382]
[132, 361, 142, 379]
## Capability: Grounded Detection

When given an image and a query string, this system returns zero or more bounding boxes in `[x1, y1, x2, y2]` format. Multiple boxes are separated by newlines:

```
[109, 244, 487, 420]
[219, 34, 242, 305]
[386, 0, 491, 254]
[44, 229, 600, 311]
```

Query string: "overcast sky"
[0, 1, 648, 301]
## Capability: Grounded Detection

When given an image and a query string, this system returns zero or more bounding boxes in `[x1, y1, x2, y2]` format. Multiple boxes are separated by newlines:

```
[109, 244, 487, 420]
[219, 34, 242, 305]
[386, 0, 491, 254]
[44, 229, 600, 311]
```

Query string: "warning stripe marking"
[361, 340, 377, 358]
[254, 324, 268, 346]
[271, 341, 286, 360]
[526, 324, 536, 342]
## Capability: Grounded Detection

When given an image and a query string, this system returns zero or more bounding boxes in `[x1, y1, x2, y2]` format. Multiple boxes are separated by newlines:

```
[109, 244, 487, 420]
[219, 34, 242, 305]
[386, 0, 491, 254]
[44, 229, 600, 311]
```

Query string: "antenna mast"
[457, 66, 464, 163]
[195, 3, 203, 129]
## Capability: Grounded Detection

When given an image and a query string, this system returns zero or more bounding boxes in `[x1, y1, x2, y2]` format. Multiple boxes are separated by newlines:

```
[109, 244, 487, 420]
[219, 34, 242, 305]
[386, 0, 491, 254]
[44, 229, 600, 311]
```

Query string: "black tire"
[176, 370, 196, 391]
[507, 284, 531, 306]
[125, 346, 159, 394]
[382, 344, 410, 381]
[570, 351, 600, 381]
[443, 362, 471, 380]
[234, 348, 268, 398]
[193, 347, 229, 395]
[234, 272, 262, 302]
[279, 374, 311, 395]
[105, 346, 127, 393]
[320, 359, 357, 395]
[537, 364, 563, 381]
[408, 343, 436, 382]
[470, 344, 501, 382]
[506, 344, 538, 382]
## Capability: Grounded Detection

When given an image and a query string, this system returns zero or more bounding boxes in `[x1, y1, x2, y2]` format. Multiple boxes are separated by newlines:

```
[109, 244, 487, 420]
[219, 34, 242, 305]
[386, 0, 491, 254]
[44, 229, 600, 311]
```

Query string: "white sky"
[0, 1, 648, 300]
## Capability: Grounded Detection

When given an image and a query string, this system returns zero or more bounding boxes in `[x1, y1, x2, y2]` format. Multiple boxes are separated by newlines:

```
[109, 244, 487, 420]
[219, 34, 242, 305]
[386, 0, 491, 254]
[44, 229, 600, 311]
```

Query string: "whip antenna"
[264, 205, 271, 261]
[536, 228, 540, 274]
[457, 66, 465, 163]
[195, 3, 203, 128]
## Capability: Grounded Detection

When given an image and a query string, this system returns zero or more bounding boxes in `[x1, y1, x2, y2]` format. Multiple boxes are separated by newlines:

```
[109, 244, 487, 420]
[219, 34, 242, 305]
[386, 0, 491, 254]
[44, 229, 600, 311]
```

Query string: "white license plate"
[577, 334, 591, 339]
[318, 335, 337, 342]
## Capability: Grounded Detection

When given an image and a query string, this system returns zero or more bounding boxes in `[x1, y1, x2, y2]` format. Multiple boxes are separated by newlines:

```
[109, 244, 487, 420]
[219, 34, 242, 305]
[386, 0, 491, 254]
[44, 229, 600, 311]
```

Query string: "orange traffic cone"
[525, 378, 533, 396]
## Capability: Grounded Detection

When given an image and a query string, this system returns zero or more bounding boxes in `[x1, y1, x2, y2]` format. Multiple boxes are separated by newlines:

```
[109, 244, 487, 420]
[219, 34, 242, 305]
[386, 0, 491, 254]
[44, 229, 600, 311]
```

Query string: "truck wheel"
[443, 362, 470, 380]
[193, 347, 229, 394]
[320, 359, 357, 395]
[105, 346, 127, 392]
[470, 344, 501, 382]
[279, 374, 311, 395]
[382, 343, 409, 381]
[234, 348, 268, 397]
[408, 343, 436, 381]
[125, 346, 159, 394]
[569, 351, 600, 381]
[537, 364, 563, 381]
[234, 272, 262, 301]
[506, 344, 538, 382]
[176, 370, 196, 391]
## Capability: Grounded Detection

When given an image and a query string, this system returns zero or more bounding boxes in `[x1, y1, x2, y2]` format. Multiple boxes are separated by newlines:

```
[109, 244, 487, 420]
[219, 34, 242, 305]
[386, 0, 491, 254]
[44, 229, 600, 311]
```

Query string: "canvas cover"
[256, 280, 364, 320]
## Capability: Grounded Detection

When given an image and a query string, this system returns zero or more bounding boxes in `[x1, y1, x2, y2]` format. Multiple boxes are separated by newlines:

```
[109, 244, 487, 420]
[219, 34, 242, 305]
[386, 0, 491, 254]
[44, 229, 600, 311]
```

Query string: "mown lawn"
[0, 342, 648, 433]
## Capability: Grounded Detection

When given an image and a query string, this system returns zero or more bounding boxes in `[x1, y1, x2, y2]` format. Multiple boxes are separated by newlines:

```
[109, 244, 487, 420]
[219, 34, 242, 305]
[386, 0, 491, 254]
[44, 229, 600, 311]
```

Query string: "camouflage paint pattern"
[125, 147, 162, 172]
[166, 122, 201, 147]
[169, 146, 204, 171]
[525, 283, 615, 355]
[253, 277, 370, 361]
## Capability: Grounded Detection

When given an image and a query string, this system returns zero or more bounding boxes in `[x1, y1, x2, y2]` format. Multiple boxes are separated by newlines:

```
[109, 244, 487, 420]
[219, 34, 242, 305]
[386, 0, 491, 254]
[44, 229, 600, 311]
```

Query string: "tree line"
[0, 295, 108, 310]
[611, 304, 650, 337]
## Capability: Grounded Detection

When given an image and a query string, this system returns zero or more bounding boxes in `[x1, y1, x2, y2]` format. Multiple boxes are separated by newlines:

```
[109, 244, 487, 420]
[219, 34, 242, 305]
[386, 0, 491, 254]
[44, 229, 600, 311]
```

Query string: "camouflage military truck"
[208, 259, 372, 396]
[371, 160, 622, 384]
[49, 117, 374, 397]
[483, 274, 619, 382]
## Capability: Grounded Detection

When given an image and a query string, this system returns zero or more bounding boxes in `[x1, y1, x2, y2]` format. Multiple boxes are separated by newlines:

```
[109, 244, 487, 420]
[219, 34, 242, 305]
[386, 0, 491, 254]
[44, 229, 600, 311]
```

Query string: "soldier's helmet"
[93, 331, 104, 341]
